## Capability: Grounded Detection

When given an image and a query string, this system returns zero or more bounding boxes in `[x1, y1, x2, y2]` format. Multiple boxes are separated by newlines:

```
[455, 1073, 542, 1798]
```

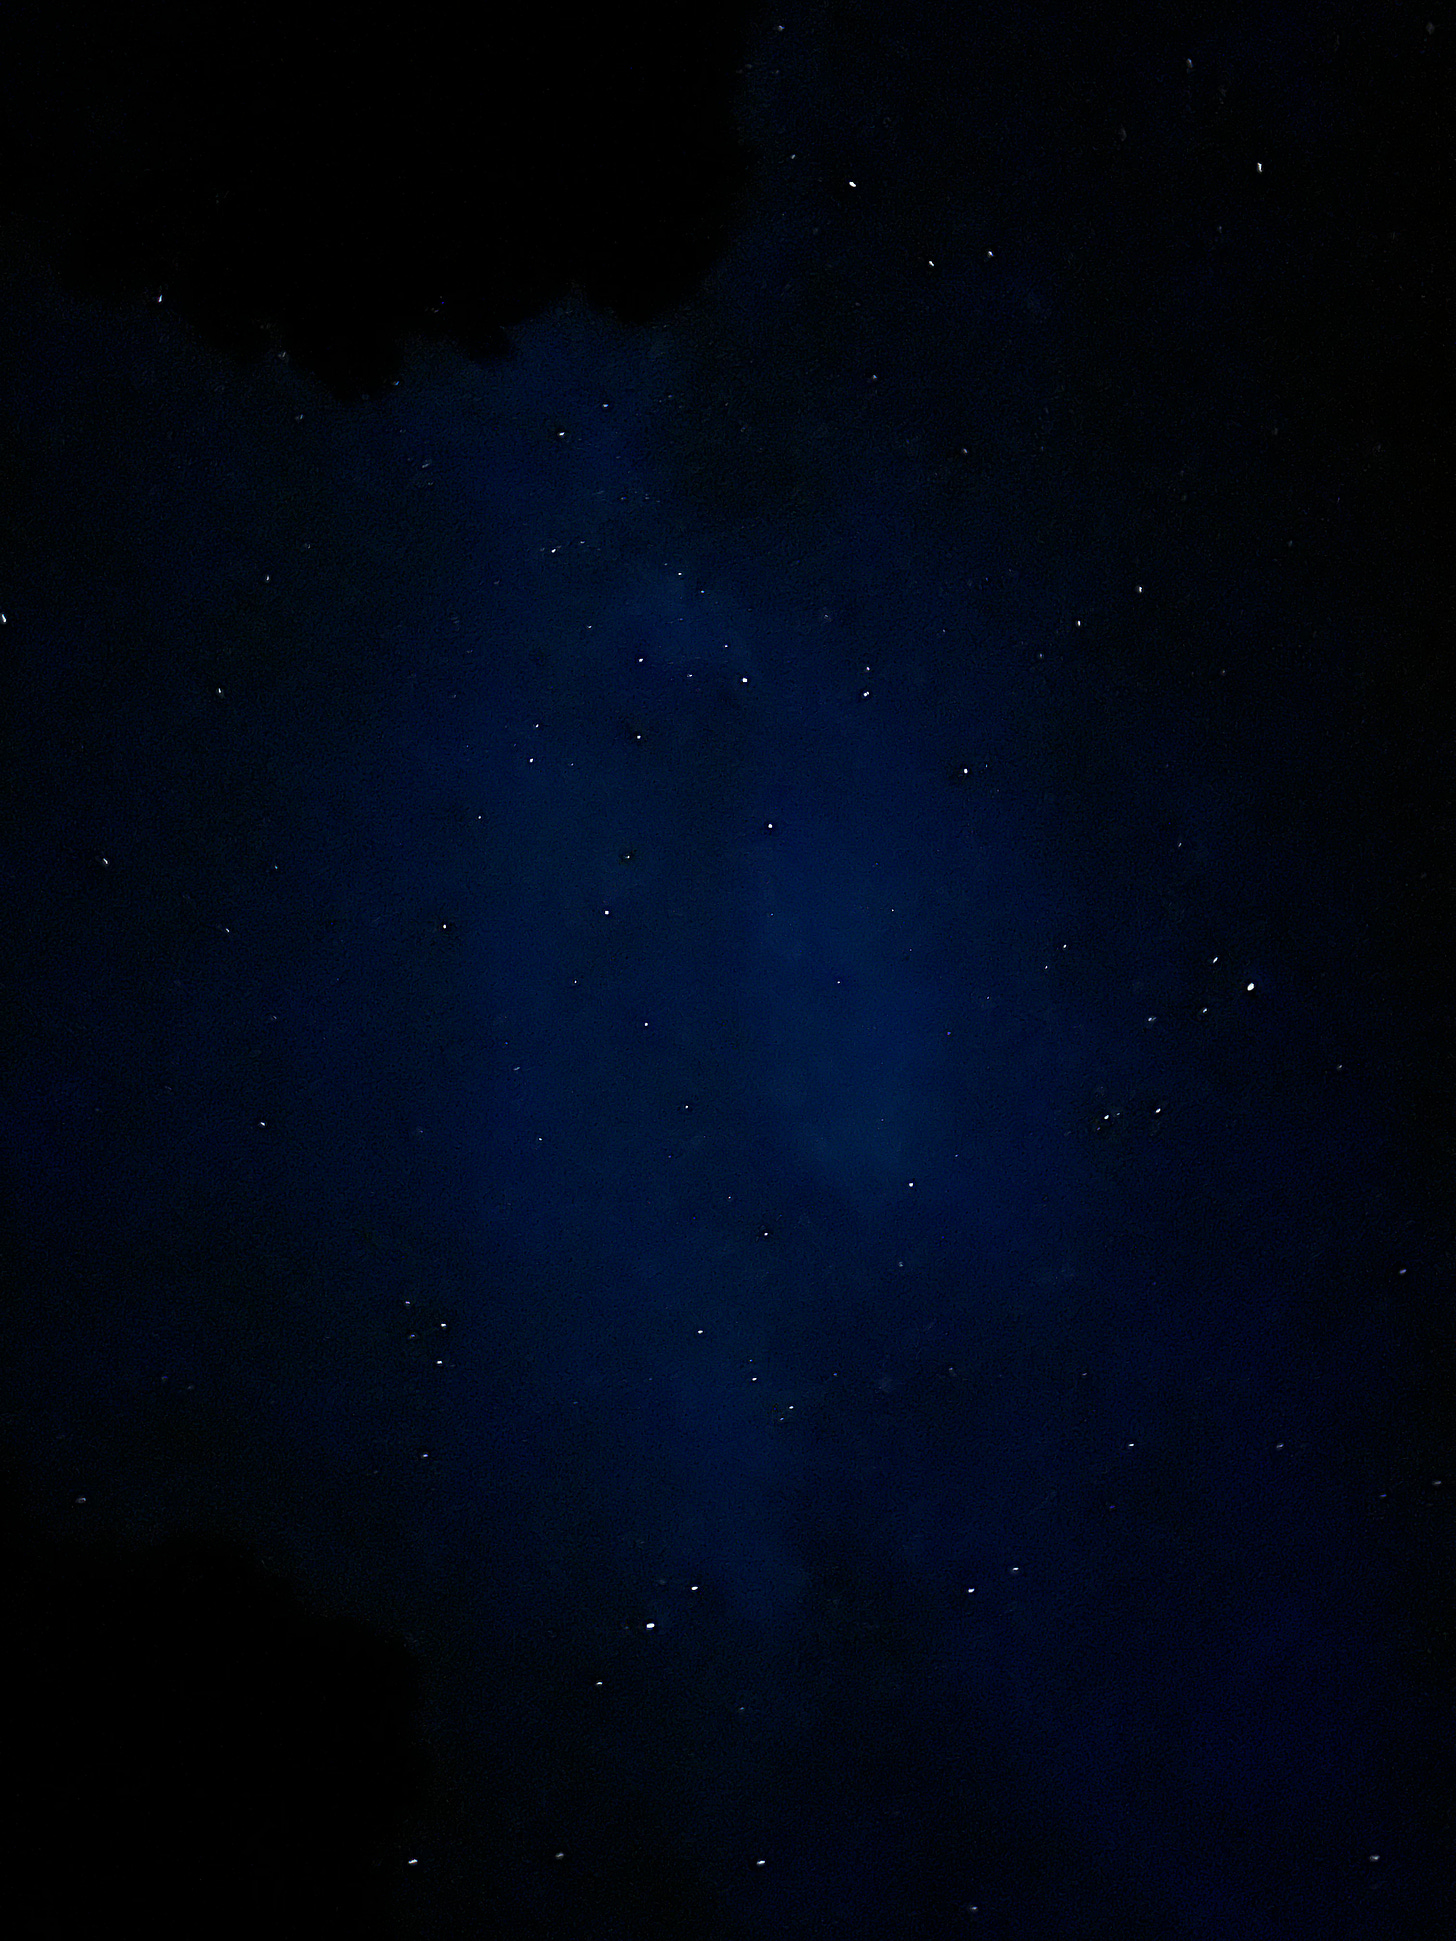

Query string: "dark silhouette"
[0, 1475, 429, 1939]
[0, 1, 762, 399]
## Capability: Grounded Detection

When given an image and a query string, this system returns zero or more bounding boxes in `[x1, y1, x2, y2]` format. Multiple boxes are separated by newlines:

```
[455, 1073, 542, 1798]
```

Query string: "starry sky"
[0, 3, 1451, 1937]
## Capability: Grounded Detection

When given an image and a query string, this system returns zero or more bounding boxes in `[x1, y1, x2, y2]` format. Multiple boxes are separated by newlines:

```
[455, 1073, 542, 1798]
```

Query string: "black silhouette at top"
[0, 0, 762, 399]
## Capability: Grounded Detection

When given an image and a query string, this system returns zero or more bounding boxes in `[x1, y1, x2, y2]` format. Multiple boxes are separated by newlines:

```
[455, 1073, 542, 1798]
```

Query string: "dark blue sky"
[0, 4, 1451, 1937]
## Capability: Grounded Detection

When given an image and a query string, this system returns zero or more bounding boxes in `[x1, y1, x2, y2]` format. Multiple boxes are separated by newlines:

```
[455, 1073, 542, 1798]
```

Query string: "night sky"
[0, 3, 1452, 1937]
